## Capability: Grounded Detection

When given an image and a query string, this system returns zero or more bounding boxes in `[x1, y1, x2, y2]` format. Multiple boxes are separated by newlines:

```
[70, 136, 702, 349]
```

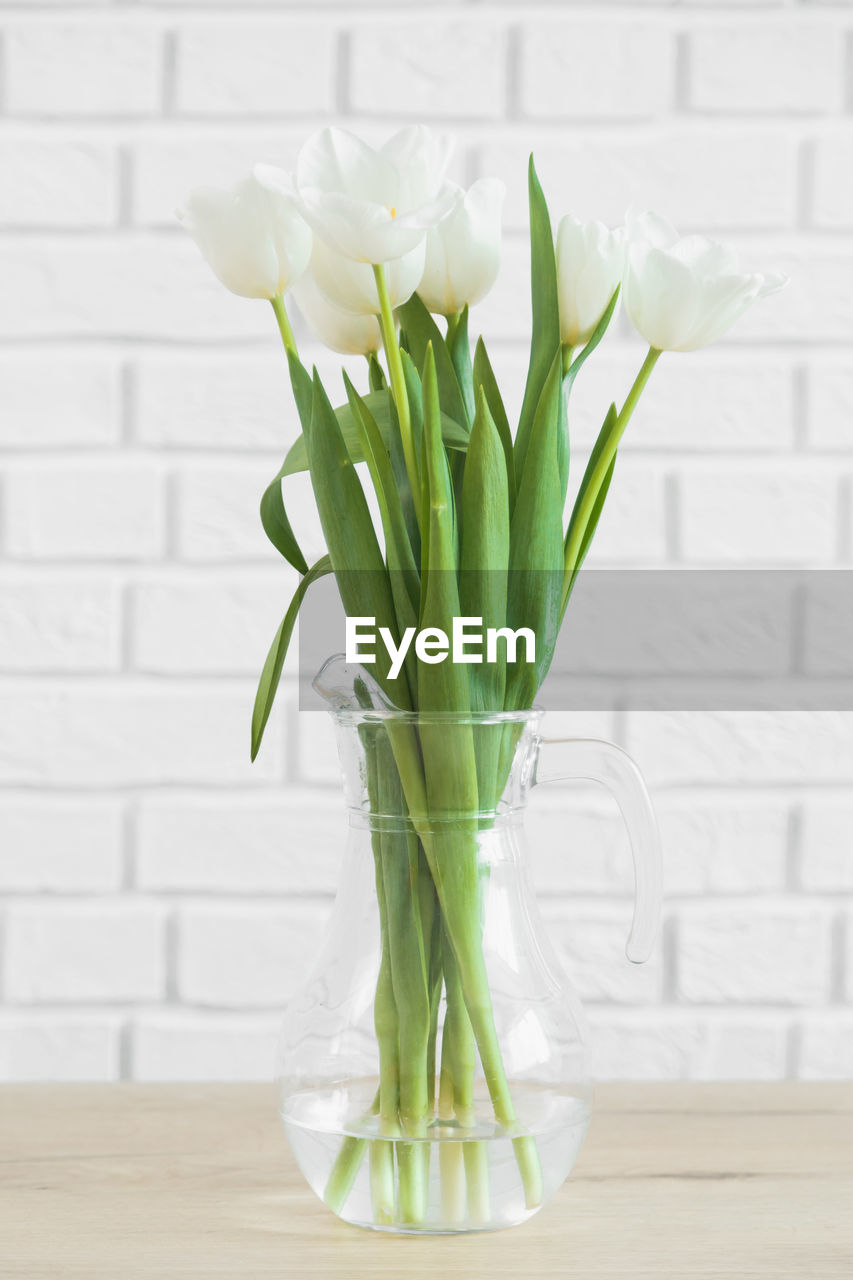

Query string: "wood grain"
[1, 1083, 851, 1279]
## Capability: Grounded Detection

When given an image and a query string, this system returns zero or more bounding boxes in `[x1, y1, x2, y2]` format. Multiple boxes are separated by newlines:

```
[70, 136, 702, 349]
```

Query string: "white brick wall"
[0, 1, 851, 1085]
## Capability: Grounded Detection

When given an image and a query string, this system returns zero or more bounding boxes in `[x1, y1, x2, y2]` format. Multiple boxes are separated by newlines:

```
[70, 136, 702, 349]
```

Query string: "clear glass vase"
[278, 702, 661, 1233]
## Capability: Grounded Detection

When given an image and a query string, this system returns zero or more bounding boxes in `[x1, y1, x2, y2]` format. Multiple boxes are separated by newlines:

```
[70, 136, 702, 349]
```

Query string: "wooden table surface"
[1, 1083, 851, 1279]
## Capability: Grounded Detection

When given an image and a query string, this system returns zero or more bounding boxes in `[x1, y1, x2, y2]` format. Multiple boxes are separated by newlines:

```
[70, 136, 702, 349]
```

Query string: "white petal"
[418, 221, 454, 315]
[296, 127, 397, 204]
[253, 163, 297, 199]
[624, 215, 786, 352]
[180, 178, 281, 299]
[463, 177, 506, 229]
[671, 234, 738, 277]
[294, 125, 458, 265]
[385, 241, 427, 308]
[310, 238, 425, 315]
[394, 182, 459, 232]
[624, 244, 701, 350]
[625, 209, 679, 249]
[417, 178, 504, 314]
[556, 215, 624, 345]
[679, 273, 767, 350]
[381, 125, 455, 205]
[293, 269, 381, 355]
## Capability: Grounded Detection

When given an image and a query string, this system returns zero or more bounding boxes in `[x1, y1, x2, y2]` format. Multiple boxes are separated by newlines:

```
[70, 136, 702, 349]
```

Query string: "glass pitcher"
[278, 699, 661, 1234]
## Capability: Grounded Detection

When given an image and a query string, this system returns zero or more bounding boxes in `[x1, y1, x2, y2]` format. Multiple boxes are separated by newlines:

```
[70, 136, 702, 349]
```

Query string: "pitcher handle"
[534, 737, 663, 964]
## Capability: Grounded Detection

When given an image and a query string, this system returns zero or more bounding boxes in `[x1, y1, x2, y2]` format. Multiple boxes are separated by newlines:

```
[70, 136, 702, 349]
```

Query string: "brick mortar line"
[2, 1003, 847, 1018]
[1, 6, 850, 21]
[6, 449, 843, 465]
[0, 119, 840, 140]
[0, 782, 839, 800]
[2, 780, 843, 796]
[0, 890, 848, 907]
[1, 108, 850, 127]
[3, 447, 842, 461]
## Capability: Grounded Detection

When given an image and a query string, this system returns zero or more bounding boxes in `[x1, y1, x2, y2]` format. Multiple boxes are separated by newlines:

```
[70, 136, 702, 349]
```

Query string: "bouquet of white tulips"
[180, 125, 782, 1228]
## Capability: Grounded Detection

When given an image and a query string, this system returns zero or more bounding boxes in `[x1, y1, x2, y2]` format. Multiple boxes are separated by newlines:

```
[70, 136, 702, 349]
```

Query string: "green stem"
[270, 293, 297, 353]
[446, 310, 462, 345]
[361, 729, 401, 1224]
[438, 1053, 465, 1224]
[383, 722, 543, 1209]
[370, 1141, 396, 1226]
[443, 932, 476, 1128]
[562, 345, 661, 589]
[323, 1088, 379, 1213]
[560, 343, 574, 377]
[464, 1142, 491, 1224]
[442, 932, 492, 1223]
[373, 264, 420, 523]
[375, 736, 432, 1225]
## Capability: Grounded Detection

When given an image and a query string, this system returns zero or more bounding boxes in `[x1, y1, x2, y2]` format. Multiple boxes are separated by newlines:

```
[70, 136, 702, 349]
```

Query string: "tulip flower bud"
[308, 236, 426, 318]
[177, 171, 312, 300]
[294, 125, 457, 264]
[293, 269, 382, 357]
[555, 215, 625, 348]
[623, 212, 786, 352]
[418, 178, 506, 317]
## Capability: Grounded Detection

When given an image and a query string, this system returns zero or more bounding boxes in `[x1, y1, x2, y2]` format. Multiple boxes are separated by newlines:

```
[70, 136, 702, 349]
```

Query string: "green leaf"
[280, 389, 468, 477]
[251, 554, 332, 760]
[302, 365, 411, 708]
[564, 455, 615, 610]
[418, 344, 466, 705]
[562, 402, 618, 609]
[400, 349, 426, 473]
[368, 353, 388, 393]
[343, 373, 421, 626]
[397, 293, 471, 432]
[259, 465, 309, 575]
[506, 349, 565, 709]
[473, 336, 515, 510]
[460, 387, 509, 715]
[563, 285, 620, 393]
[446, 306, 475, 425]
[257, 348, 317, 575]
[514, 156, 561, 484]
[389, 352, 422, 566]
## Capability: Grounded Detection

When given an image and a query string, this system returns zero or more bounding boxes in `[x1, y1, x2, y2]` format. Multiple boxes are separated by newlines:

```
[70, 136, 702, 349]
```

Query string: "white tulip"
[555, 215, 625, 347]
[292, 269, 381, 357]
[177, 171, 312, 300]
[308, 234, 426, 318]
[417, 178, 505, 316]
[292, 125, 456, 264]
[623, 212, 786, 352]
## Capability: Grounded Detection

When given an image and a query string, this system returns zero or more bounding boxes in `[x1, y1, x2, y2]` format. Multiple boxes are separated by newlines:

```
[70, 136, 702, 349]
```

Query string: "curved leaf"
[563, 285, 620, 393]
[257, 348, 315, 575]
[564, 454, 615, 610]
[259, 466, 309, 575]
[562, 402, 618, 610]
[251, 554, 332, 760]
